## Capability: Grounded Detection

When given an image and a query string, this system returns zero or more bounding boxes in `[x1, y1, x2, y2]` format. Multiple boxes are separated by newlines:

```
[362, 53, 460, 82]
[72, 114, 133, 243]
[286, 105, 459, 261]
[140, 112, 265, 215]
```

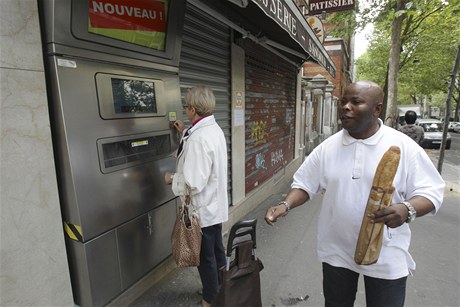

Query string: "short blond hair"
[185, 85, 215, 116]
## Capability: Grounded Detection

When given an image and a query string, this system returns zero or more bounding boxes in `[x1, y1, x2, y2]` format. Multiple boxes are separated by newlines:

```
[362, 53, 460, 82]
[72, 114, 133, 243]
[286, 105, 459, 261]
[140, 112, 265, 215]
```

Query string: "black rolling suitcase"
[212, 218, 264, 307]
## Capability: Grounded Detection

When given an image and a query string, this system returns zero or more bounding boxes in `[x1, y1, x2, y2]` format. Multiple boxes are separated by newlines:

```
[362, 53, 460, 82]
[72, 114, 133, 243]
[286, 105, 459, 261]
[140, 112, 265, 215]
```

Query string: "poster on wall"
[88, 0, 168, 50]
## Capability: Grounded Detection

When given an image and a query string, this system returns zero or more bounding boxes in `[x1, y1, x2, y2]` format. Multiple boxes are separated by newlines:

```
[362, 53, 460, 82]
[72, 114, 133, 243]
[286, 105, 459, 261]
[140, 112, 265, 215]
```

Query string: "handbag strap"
[184, 183, 198, 217]
[183, 184, 201, 228]
[184, 184, 192, 207]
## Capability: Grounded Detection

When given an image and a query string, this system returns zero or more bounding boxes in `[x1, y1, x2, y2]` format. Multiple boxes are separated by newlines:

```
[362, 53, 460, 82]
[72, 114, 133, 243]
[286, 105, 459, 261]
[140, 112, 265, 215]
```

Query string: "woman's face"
[339, 82, 382, 139]
[183, 102, 194, 122]
[185, 105, 192, 122]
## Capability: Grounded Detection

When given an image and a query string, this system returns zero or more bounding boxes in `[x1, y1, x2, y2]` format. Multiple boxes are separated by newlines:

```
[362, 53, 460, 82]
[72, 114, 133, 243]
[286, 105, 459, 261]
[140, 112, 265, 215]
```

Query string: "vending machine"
[38, 1, 186, 305]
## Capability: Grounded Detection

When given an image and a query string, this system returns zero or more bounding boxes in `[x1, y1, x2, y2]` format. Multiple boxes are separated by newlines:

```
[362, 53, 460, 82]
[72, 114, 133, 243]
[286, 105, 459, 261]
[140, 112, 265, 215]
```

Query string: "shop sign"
[252, 0, 336, 77]
[308, 0, 355, 16]
[88, 0, 168, 50]
[307, 16, 324, 43]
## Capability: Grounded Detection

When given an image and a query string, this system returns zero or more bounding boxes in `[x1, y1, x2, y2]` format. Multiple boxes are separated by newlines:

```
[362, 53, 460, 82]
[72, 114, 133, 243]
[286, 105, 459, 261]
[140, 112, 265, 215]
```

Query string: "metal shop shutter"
[179, 1, 232, 204]
[239, 39, 297, 194]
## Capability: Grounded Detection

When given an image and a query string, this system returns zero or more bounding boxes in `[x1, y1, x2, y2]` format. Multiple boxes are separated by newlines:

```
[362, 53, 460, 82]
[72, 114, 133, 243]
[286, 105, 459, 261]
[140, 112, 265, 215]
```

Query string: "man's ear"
[374, 102, 383, 115]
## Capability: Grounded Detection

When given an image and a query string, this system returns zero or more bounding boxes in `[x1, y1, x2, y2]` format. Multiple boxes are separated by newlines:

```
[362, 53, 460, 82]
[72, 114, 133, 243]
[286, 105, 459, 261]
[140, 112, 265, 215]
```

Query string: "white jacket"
[171, 115, 228, 228]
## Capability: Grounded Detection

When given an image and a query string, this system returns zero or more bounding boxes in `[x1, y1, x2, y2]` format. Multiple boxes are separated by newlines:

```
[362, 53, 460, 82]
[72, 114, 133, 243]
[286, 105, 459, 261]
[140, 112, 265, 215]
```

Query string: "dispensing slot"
[97, 133, 171, 173]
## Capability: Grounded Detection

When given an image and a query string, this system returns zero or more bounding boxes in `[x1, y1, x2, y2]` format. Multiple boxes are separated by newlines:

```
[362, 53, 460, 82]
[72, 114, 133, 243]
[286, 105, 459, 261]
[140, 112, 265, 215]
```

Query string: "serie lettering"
[255, 0, 297, 36]
[253, 0, 336, 77]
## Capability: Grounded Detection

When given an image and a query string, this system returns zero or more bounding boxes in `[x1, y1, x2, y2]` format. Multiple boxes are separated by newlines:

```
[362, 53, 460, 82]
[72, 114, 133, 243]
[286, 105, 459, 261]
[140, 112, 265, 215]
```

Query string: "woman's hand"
[164, 171, 174, 185]
[173, 120, 186, 134]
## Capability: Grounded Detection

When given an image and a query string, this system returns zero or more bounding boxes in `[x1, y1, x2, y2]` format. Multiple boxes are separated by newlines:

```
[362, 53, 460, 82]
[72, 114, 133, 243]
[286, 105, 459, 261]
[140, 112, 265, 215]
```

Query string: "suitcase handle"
[226, 218, 257, 257]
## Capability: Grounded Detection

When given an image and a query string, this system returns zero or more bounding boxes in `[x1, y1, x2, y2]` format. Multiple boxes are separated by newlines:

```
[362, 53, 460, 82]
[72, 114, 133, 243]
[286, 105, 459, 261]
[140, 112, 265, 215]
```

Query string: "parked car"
[448, 121, 460, 132]
[452, 122, 460, 133]
[416, 119, 451, 149]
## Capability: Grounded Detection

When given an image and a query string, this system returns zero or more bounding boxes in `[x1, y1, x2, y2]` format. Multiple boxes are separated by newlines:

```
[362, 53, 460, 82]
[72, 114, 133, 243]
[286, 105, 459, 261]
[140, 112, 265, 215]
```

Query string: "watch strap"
[402, 201, 416, 223]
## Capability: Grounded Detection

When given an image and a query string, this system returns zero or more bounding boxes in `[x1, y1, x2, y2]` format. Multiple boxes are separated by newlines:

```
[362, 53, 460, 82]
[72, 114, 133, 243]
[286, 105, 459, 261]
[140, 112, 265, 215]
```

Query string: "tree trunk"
[379, 64, 389, 122]
[455, 83, 459, 121]
[385, 0, 406, 128]
[438, 45, 460, 174]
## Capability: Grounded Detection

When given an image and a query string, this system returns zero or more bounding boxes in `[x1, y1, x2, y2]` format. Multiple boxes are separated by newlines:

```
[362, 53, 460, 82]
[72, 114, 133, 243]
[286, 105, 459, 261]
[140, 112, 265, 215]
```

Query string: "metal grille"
[179, 1, 232, 204]
[239, 39, 297, 194]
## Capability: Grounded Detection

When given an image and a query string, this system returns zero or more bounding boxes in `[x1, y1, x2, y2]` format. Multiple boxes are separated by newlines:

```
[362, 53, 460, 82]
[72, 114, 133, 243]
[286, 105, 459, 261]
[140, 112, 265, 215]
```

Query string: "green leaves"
[356, 0, 460, 107]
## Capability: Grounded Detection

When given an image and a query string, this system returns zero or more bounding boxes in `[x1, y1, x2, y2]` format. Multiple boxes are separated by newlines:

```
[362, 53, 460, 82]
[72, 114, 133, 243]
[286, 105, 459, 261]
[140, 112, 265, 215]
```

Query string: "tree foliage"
[355, 0, 460, 118]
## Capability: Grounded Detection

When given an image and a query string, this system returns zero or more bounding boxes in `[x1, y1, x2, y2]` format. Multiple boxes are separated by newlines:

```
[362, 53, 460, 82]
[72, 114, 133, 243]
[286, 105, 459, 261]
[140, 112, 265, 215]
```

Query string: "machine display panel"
[96, 73, 166, 119]
[88, 0, 169, 51]
[111, 78, 157, 114]
[36, 0, 186, 66]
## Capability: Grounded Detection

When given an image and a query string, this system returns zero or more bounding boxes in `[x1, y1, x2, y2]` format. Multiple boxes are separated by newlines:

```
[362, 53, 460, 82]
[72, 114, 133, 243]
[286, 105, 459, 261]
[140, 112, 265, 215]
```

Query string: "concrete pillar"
[0, 1, 73, 305]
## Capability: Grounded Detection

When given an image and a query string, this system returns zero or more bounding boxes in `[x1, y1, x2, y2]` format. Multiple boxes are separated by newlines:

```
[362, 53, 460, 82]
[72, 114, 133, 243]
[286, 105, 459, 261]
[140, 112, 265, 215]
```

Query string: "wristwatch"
[279, 201, 290, 216]
[402, 201, 416, 223]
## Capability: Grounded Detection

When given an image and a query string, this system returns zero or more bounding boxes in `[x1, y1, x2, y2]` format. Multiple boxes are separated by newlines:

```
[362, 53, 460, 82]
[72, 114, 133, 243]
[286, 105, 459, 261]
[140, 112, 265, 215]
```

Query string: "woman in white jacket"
[165, 85, 228, 307]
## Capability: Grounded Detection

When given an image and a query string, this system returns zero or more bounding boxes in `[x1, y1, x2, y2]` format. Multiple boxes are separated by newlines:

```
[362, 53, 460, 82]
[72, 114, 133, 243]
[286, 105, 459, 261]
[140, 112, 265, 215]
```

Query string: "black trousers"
[323, 262, 407, 307]
[197, 224, 226, 304]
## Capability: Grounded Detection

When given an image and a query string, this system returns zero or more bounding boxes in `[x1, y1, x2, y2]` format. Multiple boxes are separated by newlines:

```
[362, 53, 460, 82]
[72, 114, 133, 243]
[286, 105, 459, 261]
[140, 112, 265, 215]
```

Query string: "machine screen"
[111, 78, 157, 114]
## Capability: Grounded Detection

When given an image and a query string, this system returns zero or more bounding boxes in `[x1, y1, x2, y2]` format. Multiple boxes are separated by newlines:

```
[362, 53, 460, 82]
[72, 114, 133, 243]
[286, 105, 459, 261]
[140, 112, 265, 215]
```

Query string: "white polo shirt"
[292, 120, 445, 279]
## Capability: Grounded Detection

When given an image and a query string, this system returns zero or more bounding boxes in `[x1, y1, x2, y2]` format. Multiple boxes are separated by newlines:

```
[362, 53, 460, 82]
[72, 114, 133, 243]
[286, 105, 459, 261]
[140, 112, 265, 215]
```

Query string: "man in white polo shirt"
[265, 80, 444, 307]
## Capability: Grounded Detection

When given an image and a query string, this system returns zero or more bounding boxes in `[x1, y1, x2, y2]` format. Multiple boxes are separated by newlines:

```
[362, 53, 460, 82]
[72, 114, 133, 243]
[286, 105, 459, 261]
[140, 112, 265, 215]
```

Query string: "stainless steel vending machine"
[38, 1, 186, 305]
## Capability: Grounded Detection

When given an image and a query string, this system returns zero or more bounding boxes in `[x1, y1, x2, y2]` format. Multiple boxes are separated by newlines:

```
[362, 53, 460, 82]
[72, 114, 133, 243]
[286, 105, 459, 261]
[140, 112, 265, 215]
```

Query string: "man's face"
[339, 83, 381, 139]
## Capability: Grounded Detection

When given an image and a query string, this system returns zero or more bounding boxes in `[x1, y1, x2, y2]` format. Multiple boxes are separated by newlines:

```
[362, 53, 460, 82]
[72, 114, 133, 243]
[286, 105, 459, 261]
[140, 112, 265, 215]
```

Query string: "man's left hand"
[371, 203, 408, 228]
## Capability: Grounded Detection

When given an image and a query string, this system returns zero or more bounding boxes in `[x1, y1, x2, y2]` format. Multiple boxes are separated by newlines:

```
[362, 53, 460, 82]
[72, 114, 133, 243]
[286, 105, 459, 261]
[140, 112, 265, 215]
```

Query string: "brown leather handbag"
[171, 185, 202, 267]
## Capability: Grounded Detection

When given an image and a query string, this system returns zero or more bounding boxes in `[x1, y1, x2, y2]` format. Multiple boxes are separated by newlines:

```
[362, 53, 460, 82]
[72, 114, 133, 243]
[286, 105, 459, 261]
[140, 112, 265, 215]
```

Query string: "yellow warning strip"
[64, 222, 82, 242]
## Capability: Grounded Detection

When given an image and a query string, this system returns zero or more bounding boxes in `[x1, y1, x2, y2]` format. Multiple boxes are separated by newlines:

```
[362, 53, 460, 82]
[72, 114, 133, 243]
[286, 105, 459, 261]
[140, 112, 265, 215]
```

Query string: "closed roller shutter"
[179, 1, 232, 204]
[239, 39, 297, 194]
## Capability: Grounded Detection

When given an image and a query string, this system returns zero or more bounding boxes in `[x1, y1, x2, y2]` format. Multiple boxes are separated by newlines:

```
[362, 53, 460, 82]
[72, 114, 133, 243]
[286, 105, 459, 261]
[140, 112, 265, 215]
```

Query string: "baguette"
[354, 146, 400, 265]
[372, 146, 401, 190]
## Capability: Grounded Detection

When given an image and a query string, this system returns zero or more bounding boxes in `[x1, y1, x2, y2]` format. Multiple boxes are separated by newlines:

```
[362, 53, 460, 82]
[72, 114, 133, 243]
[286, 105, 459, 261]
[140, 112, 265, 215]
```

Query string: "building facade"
[0, 1, 338, 306]
[301, 12, 354, 153]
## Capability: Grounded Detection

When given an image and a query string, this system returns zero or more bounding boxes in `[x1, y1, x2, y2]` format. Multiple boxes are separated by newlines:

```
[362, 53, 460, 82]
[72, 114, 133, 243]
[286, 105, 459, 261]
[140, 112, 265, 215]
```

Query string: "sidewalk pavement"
[128, 178, 318, 307]
[126, 151, 459, 307]
[425, 150, 460, 194]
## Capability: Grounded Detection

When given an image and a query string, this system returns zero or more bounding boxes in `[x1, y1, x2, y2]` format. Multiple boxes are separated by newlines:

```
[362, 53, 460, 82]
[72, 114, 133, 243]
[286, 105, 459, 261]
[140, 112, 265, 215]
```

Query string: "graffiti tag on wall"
[251, 120, 268, 145]
[255, 153, 267, 170]
[271, 149, 284, 166]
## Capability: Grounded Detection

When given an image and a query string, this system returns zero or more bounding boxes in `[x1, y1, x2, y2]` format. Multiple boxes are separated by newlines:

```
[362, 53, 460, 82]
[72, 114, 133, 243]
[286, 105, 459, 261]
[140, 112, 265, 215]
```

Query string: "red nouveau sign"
[89, 0, 166, 32]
